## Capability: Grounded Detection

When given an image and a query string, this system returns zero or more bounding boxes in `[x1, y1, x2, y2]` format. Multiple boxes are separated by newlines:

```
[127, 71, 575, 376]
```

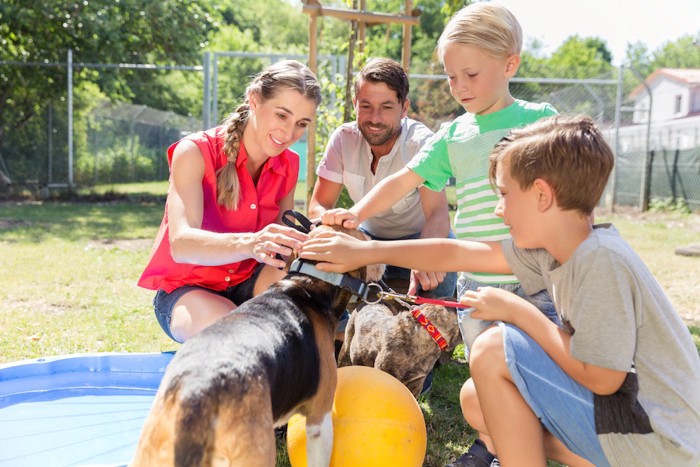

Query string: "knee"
[168, 310, 192, 343]
[459, 378, 480, 424]
[469, 325, 505, 378]
[170, 297, 234, 342]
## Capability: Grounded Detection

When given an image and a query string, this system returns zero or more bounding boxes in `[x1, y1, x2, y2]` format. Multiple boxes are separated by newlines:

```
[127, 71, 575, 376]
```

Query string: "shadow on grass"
[0, 198, 165, 243]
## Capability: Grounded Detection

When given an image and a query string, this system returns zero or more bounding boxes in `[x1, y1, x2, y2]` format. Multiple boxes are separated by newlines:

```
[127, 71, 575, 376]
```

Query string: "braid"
[216, 103, 250, 210]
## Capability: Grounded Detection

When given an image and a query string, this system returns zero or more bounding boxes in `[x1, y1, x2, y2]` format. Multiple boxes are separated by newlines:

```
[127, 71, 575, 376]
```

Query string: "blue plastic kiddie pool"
[0, 352, 174, 467]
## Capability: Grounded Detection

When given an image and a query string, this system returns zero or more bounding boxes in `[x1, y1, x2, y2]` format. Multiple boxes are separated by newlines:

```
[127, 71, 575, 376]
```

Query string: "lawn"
[1, 182, 698, 466]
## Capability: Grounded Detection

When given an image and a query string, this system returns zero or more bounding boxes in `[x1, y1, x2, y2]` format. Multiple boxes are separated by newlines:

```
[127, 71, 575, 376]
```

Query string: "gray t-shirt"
[503, 224, 700, 466]
[316, 118, 433, 239]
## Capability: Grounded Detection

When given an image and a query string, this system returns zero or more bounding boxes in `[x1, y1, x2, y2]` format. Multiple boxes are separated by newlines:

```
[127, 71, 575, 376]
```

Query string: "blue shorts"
[456, 276, 560, 356]
[501, 323, 610, 467]
[359, 228, 458, 299]
[153, 263, 265, 342]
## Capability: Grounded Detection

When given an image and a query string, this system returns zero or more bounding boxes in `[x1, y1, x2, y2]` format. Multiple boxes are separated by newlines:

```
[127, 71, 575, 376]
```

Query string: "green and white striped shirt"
[408, 100, 557, 284]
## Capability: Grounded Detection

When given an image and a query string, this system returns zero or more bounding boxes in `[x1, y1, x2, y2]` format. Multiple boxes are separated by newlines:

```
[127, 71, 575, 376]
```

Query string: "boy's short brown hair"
[489, 115, 614, 215]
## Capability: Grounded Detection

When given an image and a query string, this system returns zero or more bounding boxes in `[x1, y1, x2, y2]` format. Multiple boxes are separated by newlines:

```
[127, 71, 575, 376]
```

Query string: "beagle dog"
[131, 225, 384, 467]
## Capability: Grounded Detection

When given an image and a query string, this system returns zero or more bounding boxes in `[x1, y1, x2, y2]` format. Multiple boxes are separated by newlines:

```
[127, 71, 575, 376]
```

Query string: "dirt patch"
[5, 298, 68, 315]
[0, 218, 33, 229]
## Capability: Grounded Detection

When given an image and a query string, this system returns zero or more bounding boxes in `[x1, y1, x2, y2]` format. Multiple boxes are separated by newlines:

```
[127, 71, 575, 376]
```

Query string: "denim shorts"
[501, 323, 611, 467]
[153, 263, 265, 342]
[359, 228, 458, 298]
[153, 263, 350, 342]
[456, 275, 560, 357]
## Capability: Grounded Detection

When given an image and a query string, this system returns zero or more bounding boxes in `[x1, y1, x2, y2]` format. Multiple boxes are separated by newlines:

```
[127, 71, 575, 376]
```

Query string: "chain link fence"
[0, 55, 203, 192]
[87, 102, 199, 184]
[1, 53, 698, 211]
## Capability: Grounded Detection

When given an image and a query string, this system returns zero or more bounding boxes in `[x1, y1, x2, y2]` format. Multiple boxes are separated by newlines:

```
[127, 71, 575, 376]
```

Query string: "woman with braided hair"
[139, 60, 321, 343]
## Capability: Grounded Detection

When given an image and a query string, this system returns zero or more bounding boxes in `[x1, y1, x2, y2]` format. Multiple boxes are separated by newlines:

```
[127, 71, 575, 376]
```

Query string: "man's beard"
[359, 122, 398, 147]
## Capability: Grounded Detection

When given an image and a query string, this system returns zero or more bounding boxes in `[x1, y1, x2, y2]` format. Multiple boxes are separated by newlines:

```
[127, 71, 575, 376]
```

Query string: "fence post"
[47, 101, 53, 185]
[67, 49, 74, 189]
[212, 53, 219, 127]
[672, 148, 680, 200]
[203, 52, 211, 130]
[628, 65, 652, 211]
[607, 64, 624, 211]
[643, 149, 654, 210]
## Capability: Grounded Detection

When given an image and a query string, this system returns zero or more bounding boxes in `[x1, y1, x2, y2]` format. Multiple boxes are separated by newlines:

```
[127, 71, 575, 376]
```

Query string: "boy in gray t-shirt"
[300, 115, 700, 467]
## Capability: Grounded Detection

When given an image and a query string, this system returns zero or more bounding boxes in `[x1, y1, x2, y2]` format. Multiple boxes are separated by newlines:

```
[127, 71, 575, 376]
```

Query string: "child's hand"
[320, 208, 360, 229]
[459, 286, 532, 323]
[299, 230, 366, 273]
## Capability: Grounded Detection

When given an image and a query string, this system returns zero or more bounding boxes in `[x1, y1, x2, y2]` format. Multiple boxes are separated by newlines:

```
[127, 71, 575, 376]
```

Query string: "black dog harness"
[288, 259, 381, 303]
[282, 210, 381, 302]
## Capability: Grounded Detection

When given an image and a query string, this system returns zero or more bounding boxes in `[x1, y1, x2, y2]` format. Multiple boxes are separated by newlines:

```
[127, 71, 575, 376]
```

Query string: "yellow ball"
[287, 366, 426, 467]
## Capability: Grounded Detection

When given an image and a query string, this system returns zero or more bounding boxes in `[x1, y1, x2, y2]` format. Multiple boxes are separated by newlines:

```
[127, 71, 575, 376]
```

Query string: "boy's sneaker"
[445, 438, 499, 467]
[274, 425, 287, 439]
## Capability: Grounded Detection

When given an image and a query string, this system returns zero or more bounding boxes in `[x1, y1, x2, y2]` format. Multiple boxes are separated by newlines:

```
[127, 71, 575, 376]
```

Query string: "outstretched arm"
[321, 167, 425, 228]
[300, 230, 510, 275]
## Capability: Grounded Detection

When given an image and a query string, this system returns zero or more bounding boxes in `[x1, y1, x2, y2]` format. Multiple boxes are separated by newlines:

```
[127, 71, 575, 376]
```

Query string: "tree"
[651, 34, 700, 69]
[0, 1, 219, 185]
[0, 1, 218, 118]
[215, 0, 309, 54]
[546, 35, 614, 79]
[625, 41, 654, 77]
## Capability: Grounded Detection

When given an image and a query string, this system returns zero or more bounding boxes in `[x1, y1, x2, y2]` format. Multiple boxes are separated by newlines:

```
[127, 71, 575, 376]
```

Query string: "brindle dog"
[339, 301, 461, 398]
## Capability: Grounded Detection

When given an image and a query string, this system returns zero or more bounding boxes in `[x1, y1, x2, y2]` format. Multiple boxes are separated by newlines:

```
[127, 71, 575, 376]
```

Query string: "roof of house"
[630, 68, 700, 99]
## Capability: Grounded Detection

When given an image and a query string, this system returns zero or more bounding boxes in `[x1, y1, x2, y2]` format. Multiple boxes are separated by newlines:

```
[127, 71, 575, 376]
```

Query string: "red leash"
[410, 295, 464, 309]
[376, 291, 464, 309]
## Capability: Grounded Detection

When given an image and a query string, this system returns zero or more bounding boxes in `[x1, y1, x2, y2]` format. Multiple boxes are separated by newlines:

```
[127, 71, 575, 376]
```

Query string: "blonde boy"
[301, 115, 700, 467]
[322, 3, 559, 354]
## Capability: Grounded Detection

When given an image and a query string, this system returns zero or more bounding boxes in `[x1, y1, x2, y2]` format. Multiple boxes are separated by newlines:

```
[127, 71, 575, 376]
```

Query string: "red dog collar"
[410, 307, 448, 351]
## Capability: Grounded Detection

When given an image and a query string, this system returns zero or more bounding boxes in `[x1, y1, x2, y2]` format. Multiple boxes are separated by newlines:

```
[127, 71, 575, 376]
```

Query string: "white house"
[630, 68, 700, 123]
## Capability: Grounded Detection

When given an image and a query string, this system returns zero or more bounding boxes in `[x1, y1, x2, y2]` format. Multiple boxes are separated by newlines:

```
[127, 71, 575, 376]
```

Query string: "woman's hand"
[299, 230, 367, 272]
[251, 224, 309, 268]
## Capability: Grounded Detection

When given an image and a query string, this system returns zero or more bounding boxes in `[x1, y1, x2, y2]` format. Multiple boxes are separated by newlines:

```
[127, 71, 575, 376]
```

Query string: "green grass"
[76, 181, 170, 197]
[0, 200, 175, 359]
[1, 183, 698, 466]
